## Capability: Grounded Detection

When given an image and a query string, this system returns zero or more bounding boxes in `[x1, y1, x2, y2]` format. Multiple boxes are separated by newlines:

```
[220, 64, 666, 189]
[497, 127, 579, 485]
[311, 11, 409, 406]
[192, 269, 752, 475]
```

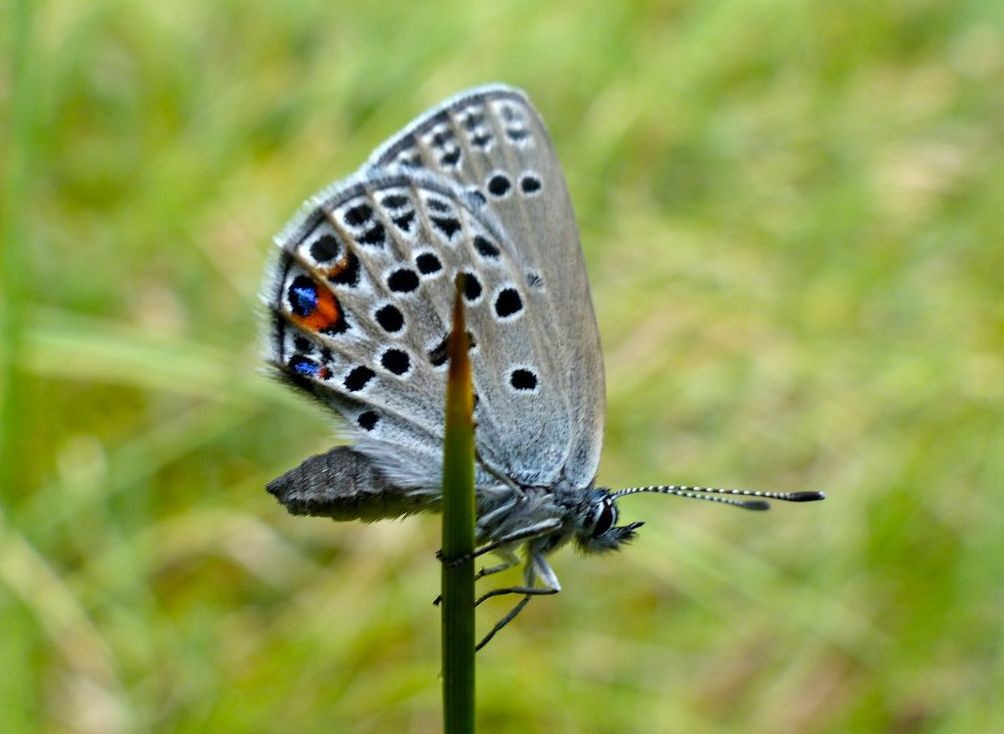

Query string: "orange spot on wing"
[324, 257, 349, 280]
[293, 280, 344, 332]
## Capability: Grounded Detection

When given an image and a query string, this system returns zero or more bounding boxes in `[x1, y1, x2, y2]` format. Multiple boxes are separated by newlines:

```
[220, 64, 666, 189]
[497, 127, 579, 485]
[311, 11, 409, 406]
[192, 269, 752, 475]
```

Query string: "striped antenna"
[609, 485, 825, 511]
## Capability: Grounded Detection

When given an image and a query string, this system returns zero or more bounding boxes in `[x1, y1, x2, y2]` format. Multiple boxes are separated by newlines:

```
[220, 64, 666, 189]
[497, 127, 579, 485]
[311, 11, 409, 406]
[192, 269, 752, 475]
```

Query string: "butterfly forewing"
[366, 84, 605, 492]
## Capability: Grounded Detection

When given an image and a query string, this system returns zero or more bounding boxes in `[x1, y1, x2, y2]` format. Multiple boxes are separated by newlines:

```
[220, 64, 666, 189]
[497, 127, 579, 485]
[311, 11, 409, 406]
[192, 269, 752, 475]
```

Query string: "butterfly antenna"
[609, 485, 825, 511]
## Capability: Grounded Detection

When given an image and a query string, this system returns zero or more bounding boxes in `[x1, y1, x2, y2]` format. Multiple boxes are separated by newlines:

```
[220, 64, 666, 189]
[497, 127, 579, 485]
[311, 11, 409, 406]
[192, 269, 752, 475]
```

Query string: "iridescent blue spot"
[290, 355, 320, 377]
[289, 276, 318, 316]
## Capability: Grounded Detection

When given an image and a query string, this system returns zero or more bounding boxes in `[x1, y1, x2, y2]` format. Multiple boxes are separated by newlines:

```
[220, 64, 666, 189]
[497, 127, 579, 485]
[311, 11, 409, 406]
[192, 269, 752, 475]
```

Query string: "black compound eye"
[592, 500, 616, 537]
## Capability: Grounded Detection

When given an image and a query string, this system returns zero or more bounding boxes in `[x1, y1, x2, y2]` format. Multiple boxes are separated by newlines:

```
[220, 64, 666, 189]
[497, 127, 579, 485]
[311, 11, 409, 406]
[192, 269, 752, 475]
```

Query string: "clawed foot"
[436, 548, 472, 569]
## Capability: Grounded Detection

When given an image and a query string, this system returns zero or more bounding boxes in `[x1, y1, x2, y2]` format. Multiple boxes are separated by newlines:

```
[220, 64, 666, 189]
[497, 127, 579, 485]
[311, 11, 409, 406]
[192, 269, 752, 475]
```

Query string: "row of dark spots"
[462, 277, 524, 320]
[292, 358, 533, 406]
[486, 173, 542, 198]
[339, 350, 412, 393]
[460, 110, 493, 149]
[340, 202, 386, 248]
[427, 126, 462, 168]
[381, 193, 417, 234]
[387, 256, 441, 295]
[357, 222, 385, 247]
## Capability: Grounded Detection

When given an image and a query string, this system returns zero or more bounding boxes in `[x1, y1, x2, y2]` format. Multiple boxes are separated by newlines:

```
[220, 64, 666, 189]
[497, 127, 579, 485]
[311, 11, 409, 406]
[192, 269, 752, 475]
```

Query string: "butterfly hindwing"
[267, 164, 577, 493]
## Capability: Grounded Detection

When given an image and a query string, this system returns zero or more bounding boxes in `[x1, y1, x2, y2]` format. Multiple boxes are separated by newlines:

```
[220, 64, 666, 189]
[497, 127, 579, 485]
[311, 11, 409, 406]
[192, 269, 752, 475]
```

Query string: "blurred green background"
[2, 0, 1003, 732]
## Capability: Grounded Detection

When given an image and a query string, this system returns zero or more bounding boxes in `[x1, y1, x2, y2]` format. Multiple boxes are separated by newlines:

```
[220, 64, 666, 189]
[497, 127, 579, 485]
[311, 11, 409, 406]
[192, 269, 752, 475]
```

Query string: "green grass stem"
[441, 275, 476, 733]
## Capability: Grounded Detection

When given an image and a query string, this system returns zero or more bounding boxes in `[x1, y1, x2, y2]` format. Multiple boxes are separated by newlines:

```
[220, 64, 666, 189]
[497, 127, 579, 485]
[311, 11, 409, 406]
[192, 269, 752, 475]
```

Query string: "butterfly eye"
[592, 500, 616, 538]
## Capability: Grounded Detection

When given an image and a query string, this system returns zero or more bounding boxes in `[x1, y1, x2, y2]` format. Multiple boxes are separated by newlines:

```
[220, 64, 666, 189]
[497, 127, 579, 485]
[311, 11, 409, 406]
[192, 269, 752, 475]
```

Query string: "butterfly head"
[575, 489, 644, 554]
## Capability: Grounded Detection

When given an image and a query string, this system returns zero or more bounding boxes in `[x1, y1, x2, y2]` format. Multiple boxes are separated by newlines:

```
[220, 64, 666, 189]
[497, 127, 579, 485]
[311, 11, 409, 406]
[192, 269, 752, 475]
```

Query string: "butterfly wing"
[366, 84, 605, 492]
[266, 161, 584, 496]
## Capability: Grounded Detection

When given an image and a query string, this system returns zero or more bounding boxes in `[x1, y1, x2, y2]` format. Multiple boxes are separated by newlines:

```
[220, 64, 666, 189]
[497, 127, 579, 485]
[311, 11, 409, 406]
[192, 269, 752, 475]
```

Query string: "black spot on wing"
[416, 252, 442, 275]
[381, 194, 409, 209]
[381, 348, 411, 376]
[520, 174, 542, 194]
[344, 365, 375, 392]
[357, 222, 386, 247]
[473, 235, 500, 260]
[310, 234, 340, 263]
[510, 368, 538, 392]
[487, 174, 511, 197]
[387, 268, 420, 293]
[463, 273, 482, 303]
[375, 304, 404, 334]
[431, 215, 462, 240]
[494, 287, 523, 319]
[344, 203, 373, 227]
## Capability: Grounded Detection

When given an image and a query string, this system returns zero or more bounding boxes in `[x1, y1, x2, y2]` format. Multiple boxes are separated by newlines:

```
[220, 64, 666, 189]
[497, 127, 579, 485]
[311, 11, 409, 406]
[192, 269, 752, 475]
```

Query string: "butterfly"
[263, 84, 824, 648]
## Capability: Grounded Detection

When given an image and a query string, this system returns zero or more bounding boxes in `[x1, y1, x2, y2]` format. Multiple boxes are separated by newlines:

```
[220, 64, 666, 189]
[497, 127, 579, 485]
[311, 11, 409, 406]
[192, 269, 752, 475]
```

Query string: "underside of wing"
[266, 446, 438, 521]
[365, 85, 606, 492]
[266, 164, 581, 492]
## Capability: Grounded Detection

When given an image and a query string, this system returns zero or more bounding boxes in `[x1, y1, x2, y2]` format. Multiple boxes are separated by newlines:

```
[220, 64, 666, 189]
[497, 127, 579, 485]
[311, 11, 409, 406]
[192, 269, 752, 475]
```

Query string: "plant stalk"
[441, 275, 476, 734]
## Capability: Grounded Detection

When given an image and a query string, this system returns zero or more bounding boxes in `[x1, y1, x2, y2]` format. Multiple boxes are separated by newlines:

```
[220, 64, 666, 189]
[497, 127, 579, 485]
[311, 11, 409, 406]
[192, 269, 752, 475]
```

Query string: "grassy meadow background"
[3, 1, 1003, 731]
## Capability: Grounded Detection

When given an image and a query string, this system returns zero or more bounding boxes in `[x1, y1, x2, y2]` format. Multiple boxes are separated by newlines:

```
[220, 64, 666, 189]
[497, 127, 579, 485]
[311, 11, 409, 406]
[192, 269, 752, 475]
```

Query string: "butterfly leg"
[441, 517, 561, 566]
[432, 548, 520, 606]
[475, 547, 521, 581]
[432, 530, 553, 606]
[475, 553, 560, 651]
[475, 550, 561, 604]
[475, 596, 531, 651]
